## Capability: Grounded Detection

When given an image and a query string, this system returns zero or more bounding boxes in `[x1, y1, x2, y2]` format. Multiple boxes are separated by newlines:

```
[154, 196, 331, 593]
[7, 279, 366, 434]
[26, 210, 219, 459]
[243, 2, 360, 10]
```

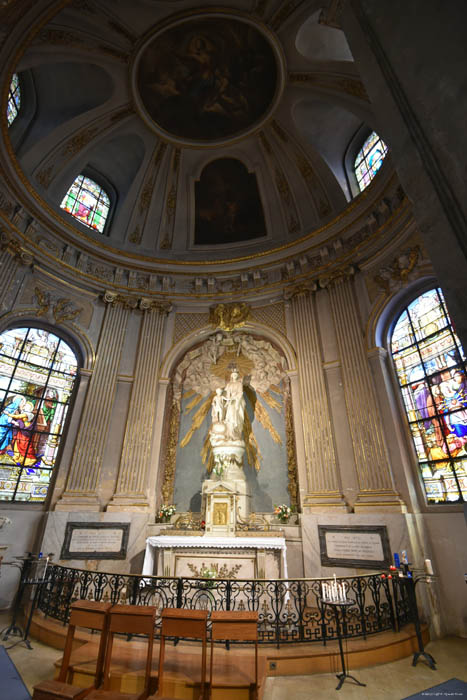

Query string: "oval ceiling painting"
[136, 17, 278, 142]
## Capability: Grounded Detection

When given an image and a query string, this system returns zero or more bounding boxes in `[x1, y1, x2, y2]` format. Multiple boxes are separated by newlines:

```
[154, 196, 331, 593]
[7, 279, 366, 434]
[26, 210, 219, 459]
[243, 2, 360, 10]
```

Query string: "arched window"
[7, 73, 20, 126]
[391, 288, 467, 504]
[354, 131, 388, 192]
[0, 327, 79, 503]
[60, 174, 110, 233]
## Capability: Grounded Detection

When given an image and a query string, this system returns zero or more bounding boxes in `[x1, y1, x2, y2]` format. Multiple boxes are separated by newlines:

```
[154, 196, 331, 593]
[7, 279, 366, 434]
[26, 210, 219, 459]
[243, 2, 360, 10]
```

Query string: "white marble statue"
[223, 370, 246, 440]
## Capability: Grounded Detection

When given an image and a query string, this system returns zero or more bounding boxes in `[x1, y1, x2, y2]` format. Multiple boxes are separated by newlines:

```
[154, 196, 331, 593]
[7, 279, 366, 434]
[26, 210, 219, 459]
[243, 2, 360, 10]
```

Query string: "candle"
[424, 559, 434, 575]
[393, 552, 400, 568]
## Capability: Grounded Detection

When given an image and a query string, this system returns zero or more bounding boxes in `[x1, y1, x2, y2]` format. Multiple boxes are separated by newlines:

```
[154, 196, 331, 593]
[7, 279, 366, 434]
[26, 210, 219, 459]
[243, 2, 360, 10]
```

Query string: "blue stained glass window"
[391, 288, 467, 504]
[0, 327, 79, 503]
[60, 174, 110, 233]
[7, 73, 20, 126]
[354, 131, 388, 192]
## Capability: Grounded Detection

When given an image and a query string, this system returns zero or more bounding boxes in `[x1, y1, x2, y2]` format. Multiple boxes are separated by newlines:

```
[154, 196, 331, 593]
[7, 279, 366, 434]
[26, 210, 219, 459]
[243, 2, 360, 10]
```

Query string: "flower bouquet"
[274, 503, 292, 523]
[158, 504, 176, 523]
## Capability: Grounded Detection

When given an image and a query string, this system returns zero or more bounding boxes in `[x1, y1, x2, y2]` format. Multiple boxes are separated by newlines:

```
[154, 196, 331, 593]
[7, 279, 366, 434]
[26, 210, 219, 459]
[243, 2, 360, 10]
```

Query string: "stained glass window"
[7, 73, 20, 126]
[0, 327, 78, 503]
[60, 174, 110, 233]
[354, 131, 388, 191]
[391, 289, 467, 504]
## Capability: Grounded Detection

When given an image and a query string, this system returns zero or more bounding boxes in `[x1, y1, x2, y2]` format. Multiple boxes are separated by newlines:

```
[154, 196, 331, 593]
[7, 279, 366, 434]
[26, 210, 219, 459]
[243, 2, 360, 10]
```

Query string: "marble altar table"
[142, 535, 288, 579]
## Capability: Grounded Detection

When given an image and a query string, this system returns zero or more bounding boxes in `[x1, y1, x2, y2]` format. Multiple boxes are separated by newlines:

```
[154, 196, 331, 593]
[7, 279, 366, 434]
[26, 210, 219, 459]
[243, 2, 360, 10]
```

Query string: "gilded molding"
[289, 72, 369, 101]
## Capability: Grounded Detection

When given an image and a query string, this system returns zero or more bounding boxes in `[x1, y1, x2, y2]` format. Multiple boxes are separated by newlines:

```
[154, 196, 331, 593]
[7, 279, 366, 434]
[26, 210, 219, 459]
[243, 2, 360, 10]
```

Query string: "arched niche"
[194, 158, 267, 245]
[158, 328, 298, 515]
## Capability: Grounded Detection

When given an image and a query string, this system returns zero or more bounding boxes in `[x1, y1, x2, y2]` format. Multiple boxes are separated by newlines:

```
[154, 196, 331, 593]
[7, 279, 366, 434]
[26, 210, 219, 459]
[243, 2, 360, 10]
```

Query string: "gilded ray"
[180, 394, 212, 448]
[211, 350, 254, 381]
[258, 390, 282, 413]
[183, 389, 196, 400]
[243, 408, 261, 471]
[268, 384, 282, 395]
[255, 398, 282, 445]
[184, 393, 204, 414]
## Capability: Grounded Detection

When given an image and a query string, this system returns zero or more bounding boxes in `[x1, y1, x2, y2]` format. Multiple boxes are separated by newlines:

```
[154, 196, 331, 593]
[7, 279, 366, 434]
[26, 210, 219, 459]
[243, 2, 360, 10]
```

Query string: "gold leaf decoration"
[209, 302, 251, 331]
[184, 393, 204, 414]
[258, 390, 282, 413]
[243, 408, 261, 472]
[180, 395, 212, 448]
[254, 398, 282, 445]
[201, 431, 214, 473]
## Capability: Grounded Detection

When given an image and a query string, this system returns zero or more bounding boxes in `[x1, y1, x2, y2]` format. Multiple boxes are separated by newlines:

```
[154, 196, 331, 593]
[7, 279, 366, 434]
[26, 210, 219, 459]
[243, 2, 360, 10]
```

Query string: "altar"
[142, 535, 288, 580]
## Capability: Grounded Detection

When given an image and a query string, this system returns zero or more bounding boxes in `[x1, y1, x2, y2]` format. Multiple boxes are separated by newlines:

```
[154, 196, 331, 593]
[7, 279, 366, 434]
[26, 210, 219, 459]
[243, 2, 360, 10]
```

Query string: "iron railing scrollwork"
[35, 565, 417, 647]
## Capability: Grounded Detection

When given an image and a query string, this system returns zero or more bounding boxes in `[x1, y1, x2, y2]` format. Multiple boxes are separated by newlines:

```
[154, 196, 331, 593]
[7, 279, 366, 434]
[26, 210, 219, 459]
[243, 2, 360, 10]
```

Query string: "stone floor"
[0, 611, 466, 699]
[263, 636, 467, 700]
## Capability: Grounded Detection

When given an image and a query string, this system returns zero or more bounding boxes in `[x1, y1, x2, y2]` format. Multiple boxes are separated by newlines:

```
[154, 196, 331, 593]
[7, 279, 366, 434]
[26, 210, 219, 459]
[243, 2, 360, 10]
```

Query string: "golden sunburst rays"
[184, 393, 205, 414]
[210, 350, 254, 382]
[243, 408, 261, 472]
[180, 394, 213, 448]
[201, 431, 215, 472]
[258, 389, 282, 413]
[183, 389, 196, 400]
[254, 398, 282, 445]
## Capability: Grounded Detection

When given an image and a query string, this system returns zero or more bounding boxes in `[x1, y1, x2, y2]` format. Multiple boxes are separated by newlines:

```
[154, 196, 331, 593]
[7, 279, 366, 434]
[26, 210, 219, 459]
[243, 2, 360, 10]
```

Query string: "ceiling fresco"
[136, 17, 278, 142]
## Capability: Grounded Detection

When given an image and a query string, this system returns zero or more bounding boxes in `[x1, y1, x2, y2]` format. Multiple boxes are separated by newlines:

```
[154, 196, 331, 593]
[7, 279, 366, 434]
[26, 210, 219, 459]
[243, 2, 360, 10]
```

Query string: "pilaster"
[325, 270, 405, 511]
[107, 300, 172, 511]
[288, 285, 347, 511]
[56, 291, 135, 510]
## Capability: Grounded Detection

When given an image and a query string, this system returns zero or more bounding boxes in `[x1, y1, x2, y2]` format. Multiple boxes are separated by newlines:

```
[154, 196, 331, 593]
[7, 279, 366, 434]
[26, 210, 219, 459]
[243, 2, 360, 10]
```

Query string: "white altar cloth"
[142, 535, 288, 579]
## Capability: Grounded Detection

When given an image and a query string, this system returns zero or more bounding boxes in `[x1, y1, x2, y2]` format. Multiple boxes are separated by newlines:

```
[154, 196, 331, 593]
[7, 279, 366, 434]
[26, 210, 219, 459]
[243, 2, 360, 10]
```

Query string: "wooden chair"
[86, 604, 157, 700]
[32, 599, 112, 700]
[149, 608, 209, 700]
[209, 611, 259, 700]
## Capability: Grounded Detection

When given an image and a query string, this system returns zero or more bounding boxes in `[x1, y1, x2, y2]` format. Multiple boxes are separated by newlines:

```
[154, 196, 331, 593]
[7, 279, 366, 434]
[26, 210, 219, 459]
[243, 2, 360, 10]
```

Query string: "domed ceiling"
[4, 0, 387, 269]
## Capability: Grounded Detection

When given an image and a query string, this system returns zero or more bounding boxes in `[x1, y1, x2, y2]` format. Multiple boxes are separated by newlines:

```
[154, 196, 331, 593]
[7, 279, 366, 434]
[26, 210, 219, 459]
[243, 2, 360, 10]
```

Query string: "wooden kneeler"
[86, 604, 157, 700]
[32, 599, 112, 700]
[148, 608, 209, 700]
[209, 611, 259, 700]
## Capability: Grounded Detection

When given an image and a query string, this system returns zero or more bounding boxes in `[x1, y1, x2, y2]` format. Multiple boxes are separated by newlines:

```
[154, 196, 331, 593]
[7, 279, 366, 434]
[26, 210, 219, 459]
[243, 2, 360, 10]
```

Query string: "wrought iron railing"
[35, 564, 413, 647]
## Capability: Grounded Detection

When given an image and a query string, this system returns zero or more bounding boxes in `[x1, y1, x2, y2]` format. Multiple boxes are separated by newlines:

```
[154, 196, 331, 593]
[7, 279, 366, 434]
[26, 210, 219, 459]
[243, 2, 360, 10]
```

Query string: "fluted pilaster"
[290, 288, 347, 510]
[108, 300, 171, 511]
[0, 235, 33, 302]
[56, 292, 134, 510]
[326, 272, 405, 510]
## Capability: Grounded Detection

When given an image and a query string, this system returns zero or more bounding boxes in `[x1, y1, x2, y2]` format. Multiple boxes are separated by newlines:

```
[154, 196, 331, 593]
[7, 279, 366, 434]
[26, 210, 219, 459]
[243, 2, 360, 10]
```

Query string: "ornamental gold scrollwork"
[33, 286, 83, 324]
[285, 389, 299, 509]
[209, 302, 251, 331]
[161, 394, 180, 505]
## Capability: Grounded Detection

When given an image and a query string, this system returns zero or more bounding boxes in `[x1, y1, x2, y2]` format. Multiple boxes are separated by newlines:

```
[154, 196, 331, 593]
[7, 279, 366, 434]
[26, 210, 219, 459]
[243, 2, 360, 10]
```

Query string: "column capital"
[0, 231, 33, 267]
[284, 280, 317, 300]
[319, 264, 357, 289]
[102, 290, 138, 309]
[139, 297, 172, 314]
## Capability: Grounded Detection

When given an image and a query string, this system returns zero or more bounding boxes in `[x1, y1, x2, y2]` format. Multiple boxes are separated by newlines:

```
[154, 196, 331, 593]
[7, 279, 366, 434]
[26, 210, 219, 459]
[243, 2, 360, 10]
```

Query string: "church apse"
[162, 332, 293, 515]
[194, 159, 267, 245]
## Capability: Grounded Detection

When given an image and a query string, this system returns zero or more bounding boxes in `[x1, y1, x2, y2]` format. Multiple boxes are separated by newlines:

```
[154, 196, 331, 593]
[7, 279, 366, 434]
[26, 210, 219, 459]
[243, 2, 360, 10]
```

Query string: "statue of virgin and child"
[210, 370, 245, 442]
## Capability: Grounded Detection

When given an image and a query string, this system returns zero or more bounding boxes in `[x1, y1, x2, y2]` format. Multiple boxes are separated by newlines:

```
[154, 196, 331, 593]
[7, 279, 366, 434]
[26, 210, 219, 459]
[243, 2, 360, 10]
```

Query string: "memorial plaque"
[318, 525, 391, 569]
[61, 522, 130, 560]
